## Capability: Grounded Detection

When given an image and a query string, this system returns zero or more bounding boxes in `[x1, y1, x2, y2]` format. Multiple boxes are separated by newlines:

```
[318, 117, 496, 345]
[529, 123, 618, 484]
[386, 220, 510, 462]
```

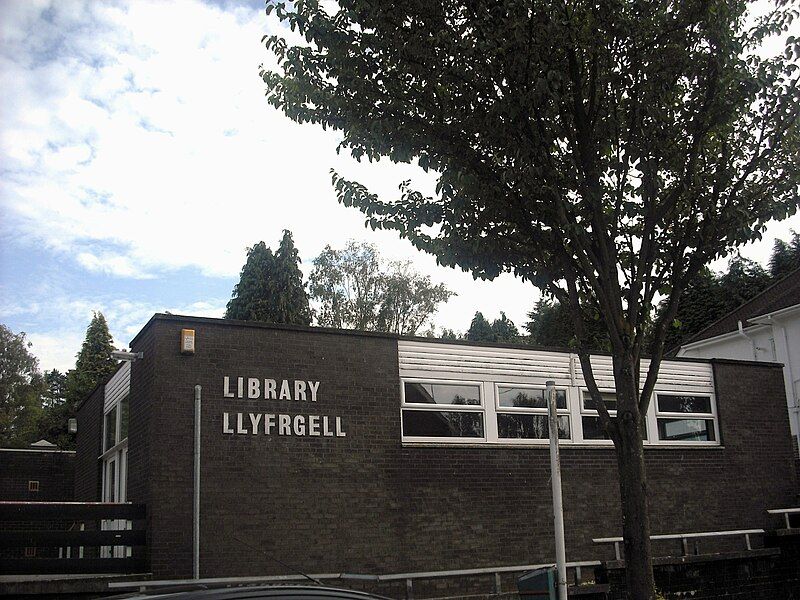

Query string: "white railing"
[767, 507, 800, 530]
[107, 560, 602, 598]
[593, 529, 764, 560]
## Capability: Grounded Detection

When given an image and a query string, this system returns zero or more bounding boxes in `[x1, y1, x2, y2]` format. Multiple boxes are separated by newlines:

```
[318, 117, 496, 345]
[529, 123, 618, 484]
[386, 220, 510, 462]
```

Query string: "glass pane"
[402, 410, 484, 438]
[582, 416, 648, 440]
[497, 414, 570, 439]
[657, 418, 715, 442]
[498, 387, 566, 409]
[119, 396, 130, 440]
[657, 395, 712, 414]
[582, 391, 618, 412]
[104, 407, 117, 451]
[404, 382, 480, 406]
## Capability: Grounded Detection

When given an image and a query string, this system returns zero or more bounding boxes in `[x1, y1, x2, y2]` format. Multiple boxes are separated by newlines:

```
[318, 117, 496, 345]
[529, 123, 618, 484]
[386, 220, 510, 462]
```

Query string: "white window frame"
[493, 382, 571, 445]
[101, 393, 129, 459]
[651, 391, 719, 446]
[578, 388, 619, 445]
[400, 378, 487, 443]
[400, 378, 720, 448]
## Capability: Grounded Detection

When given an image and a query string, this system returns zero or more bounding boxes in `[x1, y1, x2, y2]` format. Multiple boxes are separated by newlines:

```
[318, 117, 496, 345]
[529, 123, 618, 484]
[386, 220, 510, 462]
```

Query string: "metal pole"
[546, 380, 568, 600]
[193, 385, 201, 579]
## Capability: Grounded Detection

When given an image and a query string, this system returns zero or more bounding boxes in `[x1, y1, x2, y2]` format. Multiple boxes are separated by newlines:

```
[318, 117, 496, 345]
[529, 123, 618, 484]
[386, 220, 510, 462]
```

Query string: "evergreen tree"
[491, 312, 519, 343]
[718, 255, 772, 309]
[0, 325, 44, 447]
[226, 231, 312, 325]
[526, 300, 610, 352]
[36, 369, 72, 448]
[273, 231, 312, 325]
[660, 268, 725, 352]
[65, 312, 118, 410]
[769, 231, 800, 280]
[465, 312, 494, 342]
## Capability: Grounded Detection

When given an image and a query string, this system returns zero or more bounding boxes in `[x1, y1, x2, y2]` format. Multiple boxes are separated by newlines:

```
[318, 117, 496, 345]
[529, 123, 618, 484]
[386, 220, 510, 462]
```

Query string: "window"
[402, 382, 484, 439]
[400, 378, 718, 447]
[496, 386, 569, 440]
[581, 391, 647, 441]
[655, 394, 716, 442]
[104, 406, 118, 452]
[119, 395, 130, 441]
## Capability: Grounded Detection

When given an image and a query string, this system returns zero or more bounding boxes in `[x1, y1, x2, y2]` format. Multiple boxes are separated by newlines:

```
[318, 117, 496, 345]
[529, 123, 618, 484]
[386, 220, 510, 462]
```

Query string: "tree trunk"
[615, 416, 655, 599]
[613, 358, 656, 600]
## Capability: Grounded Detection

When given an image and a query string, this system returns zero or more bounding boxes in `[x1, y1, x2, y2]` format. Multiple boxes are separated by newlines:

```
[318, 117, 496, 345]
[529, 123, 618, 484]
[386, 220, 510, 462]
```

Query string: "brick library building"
[64, 313, 798, 592]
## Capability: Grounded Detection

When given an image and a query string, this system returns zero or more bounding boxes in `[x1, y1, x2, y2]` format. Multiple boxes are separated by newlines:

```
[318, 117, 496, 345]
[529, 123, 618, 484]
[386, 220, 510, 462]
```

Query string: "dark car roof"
[115, 584, 393, 600]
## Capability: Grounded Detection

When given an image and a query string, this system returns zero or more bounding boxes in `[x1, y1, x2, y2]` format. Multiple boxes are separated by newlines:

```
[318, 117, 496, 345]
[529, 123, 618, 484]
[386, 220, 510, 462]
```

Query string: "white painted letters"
[308, 381, 320, 402]
[249, 413, 262, 433]
[223, 412, 234, 434]
[223, 377, 235, 398]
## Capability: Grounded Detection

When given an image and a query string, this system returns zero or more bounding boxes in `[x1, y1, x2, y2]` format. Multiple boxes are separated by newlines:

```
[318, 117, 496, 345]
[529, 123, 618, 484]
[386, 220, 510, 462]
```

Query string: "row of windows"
[400, 380, 718, 446]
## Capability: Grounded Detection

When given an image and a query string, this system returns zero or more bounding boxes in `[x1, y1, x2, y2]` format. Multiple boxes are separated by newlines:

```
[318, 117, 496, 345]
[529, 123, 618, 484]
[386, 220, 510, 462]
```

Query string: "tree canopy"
[465, 310, 521, 343]
[262, 1, 800, 595]
[0, 325, 44, 447]
[226, 230, 312, 326]
[309, 240, 452, 334]
[65, 312, 118, 409]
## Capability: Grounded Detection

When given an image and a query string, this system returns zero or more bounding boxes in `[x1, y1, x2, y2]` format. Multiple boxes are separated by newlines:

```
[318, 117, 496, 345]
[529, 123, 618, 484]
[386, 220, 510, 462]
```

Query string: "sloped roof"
[683, 266, 800, 346]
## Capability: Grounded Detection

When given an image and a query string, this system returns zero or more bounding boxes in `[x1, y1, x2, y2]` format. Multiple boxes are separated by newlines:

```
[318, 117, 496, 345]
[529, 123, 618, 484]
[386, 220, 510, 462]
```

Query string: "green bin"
[517, 566, 557, 599]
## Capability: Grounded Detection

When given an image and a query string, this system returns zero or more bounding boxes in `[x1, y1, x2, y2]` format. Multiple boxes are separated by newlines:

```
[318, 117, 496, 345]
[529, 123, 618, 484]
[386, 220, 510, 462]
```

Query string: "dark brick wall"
[0, 450, 75, 501]
[124, 316, 798, 580]
[74, 384, 104, 502]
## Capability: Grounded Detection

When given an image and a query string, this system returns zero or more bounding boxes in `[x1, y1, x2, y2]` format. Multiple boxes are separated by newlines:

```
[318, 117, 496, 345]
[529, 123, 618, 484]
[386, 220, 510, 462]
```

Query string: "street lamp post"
[546, 380, 568, 600]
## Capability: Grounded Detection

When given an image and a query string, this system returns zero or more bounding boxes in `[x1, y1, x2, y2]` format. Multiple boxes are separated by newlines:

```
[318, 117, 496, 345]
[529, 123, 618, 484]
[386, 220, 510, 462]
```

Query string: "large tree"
[309, 240, 452, 334]
[65, 312, 118, 409]
[262, 1, 800, 596]
[527, 298, 611, 351]
[226, 231, 312, 325]
[0, 325, 44, 447]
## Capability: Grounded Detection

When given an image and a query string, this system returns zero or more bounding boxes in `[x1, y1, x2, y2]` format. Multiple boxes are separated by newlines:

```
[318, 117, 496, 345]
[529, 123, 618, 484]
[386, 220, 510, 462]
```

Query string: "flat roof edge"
[126, 314, 785, 369]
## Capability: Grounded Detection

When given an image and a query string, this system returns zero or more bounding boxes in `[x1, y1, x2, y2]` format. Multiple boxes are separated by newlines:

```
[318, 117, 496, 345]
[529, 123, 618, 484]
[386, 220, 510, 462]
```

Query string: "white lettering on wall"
[223, 412, 234, 434]
[220, 377, 345, 439]
[222, 412, 347, 438]
[308, 381, 320, 402]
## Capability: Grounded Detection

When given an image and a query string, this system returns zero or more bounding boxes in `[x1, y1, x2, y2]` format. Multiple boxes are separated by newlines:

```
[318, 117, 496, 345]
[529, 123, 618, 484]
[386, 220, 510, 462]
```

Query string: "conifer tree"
[273, 230, 312, 325]
[65, 312, 118, 407]
[226, 231, 311, 325]
[769, 231, 800, 280]
[465, 312, 494, 342]
[490, 312, 519, 343]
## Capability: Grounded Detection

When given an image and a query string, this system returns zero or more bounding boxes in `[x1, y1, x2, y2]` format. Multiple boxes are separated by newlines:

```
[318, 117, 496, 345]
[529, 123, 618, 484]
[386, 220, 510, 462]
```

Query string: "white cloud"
[21, 294, 228, 372]
[1, 0, 798, 355]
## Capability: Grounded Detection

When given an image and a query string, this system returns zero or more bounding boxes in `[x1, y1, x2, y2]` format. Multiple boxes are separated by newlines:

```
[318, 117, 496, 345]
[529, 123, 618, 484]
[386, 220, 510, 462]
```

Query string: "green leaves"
[225, 231, 312, 326]
[308, 240, 453, 335]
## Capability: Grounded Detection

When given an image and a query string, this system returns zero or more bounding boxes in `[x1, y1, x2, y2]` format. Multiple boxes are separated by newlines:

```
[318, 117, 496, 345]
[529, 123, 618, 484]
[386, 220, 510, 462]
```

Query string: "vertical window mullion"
[485, 382, 499, 443]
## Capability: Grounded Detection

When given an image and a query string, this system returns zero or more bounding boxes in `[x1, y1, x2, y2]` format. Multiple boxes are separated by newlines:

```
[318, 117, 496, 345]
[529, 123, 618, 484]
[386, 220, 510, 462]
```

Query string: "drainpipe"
[193, 385, 201, 579]
[737, 320, 758, 361]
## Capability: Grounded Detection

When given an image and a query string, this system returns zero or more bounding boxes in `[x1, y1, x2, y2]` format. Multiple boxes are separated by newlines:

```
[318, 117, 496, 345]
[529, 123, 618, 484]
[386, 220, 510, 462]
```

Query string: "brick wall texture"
[106, 316, 799, 581]
[74, 384, 104, 502]
[0, 450, 75, 501]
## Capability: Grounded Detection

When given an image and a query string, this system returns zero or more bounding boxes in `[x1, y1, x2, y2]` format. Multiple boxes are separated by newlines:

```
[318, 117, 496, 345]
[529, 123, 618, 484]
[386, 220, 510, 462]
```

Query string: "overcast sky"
[1, 0, 798, 373]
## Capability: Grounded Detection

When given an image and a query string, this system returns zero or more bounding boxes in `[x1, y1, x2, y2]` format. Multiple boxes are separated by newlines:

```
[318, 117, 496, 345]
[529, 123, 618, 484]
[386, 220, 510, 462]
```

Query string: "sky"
[1, 0, 798, 373]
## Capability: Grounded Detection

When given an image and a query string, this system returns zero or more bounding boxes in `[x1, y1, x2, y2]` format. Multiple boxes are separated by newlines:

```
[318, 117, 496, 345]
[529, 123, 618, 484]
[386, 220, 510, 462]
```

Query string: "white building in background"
[677, 267, 800, 454]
